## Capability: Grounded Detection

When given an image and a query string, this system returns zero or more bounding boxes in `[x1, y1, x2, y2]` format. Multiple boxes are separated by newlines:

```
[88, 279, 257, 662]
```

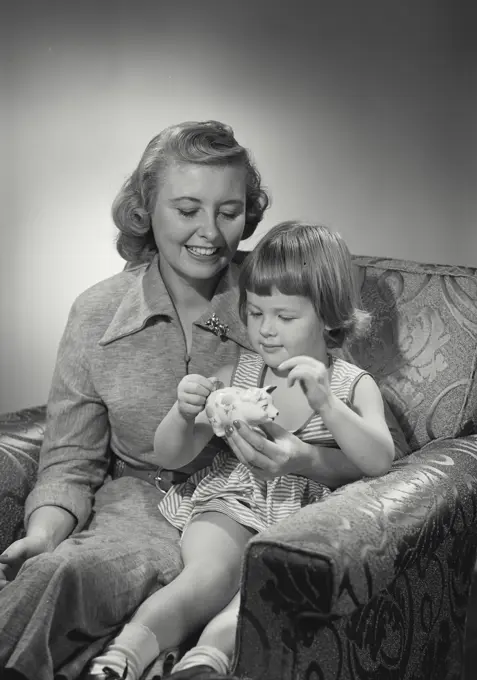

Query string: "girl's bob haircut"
[113, 120, 270, 263]
[238, 221, 371, 349]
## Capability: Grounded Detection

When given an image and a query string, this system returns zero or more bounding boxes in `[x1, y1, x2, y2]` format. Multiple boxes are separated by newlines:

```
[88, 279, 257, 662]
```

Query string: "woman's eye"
[220, 212, 238, 220]
[178, 209, 198, 218]
[279, 316, 294, 322]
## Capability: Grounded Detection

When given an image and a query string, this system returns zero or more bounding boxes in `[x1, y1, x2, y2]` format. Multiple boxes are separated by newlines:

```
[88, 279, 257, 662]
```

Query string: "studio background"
[1, 0, 476, 413]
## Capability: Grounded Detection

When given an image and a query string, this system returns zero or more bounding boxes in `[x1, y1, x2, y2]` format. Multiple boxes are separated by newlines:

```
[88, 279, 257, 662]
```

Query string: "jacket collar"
[99, 255, 252, 350]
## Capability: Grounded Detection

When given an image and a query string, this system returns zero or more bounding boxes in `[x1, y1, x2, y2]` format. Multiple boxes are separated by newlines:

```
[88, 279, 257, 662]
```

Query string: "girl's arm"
[318, 374, 395, 476]
[153, 404, 215, 470]
[154, 364, 233, 470]
[279, 356, 394, 477]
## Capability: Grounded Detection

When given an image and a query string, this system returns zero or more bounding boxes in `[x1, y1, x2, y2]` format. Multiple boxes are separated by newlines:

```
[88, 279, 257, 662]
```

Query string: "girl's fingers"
[188, 383, 213, 398]
[286, 365, 314, 387]
[278, 355, 323, 371]
[208, 377, 225, 391]
[181, 393, 206, 406]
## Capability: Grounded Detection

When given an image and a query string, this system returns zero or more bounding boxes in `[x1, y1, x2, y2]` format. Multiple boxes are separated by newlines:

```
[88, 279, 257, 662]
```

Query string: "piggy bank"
[205, 385, 279, 437]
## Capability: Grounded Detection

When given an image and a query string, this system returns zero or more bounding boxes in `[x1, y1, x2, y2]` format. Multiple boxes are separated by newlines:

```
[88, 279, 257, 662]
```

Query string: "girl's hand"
[278, 355, 333, 412]
[0, 535, 52, 589]
[177, 374, 222, 421]
[225, 420, 309, 481]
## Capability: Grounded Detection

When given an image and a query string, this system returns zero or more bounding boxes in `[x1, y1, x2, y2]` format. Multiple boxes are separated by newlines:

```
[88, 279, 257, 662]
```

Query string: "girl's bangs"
[245, 247, 310, 298]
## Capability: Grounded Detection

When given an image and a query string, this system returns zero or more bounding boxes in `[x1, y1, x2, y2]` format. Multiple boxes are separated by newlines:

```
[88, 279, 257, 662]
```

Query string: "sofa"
[1, 253, 477, 680]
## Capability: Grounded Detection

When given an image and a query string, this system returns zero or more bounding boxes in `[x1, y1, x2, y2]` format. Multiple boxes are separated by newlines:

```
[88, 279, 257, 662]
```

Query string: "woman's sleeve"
[24, 298, 111, 533]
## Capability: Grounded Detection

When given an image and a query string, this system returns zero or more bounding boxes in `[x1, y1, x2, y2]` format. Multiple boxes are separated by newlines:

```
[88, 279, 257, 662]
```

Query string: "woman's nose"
[197, 214, 222, 242]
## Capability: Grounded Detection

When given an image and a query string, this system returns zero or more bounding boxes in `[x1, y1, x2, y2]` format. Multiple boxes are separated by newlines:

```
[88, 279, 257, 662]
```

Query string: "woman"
[0, 120, 393, 680]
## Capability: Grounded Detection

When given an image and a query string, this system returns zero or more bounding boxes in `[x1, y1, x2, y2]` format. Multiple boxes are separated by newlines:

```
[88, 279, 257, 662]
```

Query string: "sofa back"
[348, 257, 477, 451]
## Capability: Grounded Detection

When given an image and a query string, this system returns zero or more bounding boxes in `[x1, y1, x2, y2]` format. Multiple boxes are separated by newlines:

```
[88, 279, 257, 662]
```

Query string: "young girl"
[88, 222, 395, 680]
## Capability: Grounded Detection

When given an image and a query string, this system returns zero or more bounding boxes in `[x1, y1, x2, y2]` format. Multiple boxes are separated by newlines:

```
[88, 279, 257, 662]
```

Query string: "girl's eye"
[279, 316, 294, 322]
[247, 310, 261, 317]
[178, 209, 198, 218]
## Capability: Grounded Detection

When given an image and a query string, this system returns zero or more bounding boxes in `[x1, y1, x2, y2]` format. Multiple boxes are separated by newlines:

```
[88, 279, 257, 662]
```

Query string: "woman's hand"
[177, 374, 222, 421]
[225, 420, 309, 481]
[0, 535, 52, 589]
[278, 355, 333, 412]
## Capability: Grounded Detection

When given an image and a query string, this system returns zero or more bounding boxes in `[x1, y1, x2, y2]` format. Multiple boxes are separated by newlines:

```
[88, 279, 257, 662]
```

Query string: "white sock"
[171, 645, 230, 675]
[88, 622, 160, 680]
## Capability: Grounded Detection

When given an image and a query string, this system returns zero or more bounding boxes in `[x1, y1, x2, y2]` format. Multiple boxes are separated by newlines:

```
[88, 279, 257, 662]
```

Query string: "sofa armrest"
[235, 436, 477, 680]
[0, 406, 46, 553]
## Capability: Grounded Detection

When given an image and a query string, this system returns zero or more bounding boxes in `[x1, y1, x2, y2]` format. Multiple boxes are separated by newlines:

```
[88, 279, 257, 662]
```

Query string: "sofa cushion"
[0, 406, 45, 552]
[349, 257, 477, 451]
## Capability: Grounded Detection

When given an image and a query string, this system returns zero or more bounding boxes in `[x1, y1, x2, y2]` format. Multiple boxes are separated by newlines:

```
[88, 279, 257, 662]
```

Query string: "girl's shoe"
[82, 662, 128, 680]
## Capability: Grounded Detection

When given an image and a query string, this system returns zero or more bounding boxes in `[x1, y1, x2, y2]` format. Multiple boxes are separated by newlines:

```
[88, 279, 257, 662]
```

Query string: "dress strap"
[230, 349, 264, 389]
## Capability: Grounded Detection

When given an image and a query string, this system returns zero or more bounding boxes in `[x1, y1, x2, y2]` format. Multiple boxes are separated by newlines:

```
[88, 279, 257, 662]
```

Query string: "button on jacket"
[25, 255, 253, 532]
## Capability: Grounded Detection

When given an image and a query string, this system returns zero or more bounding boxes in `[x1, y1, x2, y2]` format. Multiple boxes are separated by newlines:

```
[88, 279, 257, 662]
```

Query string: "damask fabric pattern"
[234, 436, 477, 680]
[0, 406, 45, 553]
[348, 257, 477, 451]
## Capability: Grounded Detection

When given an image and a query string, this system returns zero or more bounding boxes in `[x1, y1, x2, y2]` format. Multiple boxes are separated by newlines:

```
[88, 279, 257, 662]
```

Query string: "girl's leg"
[88, 512, 252, 680]
[198, 591, 241, 658]
[171, 592, 241, 676]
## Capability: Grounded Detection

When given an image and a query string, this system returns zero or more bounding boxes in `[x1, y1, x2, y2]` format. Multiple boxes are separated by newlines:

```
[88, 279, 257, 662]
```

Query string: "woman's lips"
[186, 245, 220, 258]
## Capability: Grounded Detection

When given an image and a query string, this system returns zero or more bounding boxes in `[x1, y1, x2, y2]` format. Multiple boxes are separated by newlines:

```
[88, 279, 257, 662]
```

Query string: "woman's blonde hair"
[238, 221, 370, 348]
[113, 120, 270, 262]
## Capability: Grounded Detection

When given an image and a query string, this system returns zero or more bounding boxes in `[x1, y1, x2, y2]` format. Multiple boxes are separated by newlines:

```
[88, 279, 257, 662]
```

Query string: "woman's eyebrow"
[169, 197, 244, 206]
[221, 199, 244, 206]
[170, 196, 201, 203]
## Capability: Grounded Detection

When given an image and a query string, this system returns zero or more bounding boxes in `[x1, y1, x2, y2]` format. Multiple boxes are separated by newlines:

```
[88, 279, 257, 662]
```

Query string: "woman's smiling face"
[151, 161, 247, 287]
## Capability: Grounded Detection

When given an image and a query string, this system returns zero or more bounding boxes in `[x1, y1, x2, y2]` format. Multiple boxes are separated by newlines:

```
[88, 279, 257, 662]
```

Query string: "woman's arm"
[154, 364, 233, 470]
[24, 297, 111, 536]
[26, 506, 77, 548]
[296, 443, 365, 488]
[225, 420, 366, 489]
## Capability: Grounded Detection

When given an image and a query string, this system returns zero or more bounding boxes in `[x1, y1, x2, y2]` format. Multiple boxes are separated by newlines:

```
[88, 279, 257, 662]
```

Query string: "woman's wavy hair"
[113, 120, 270, 263]
[238, 221, 371, 349]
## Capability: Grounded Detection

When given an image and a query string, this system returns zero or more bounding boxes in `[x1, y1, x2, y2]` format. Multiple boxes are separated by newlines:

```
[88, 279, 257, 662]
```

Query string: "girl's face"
[246, 288, 329, 369]
[152, 161, 247, 290]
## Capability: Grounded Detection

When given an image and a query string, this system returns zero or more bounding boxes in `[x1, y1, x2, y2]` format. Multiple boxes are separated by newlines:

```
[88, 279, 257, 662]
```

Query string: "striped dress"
[159, 350, 369, 535]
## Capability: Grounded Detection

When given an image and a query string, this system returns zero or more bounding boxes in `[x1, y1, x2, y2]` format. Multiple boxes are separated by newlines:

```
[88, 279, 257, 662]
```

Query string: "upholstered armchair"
[1, 254, 477, 680]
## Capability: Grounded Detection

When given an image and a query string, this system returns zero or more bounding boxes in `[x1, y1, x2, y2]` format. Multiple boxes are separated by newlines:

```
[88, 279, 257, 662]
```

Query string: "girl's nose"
[260, 319, 277, 336]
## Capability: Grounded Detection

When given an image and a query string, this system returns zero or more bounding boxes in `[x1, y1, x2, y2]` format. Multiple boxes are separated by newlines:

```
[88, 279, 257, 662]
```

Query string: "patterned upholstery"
[1, 254, 477, 680]
[0, 406, 46, 553]
[349, 258, 477, 450]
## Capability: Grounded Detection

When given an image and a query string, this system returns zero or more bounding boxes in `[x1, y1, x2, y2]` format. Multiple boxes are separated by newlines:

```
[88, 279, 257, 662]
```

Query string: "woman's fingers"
[0, 543, 29, 588]
[225, 422, 282, 475]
